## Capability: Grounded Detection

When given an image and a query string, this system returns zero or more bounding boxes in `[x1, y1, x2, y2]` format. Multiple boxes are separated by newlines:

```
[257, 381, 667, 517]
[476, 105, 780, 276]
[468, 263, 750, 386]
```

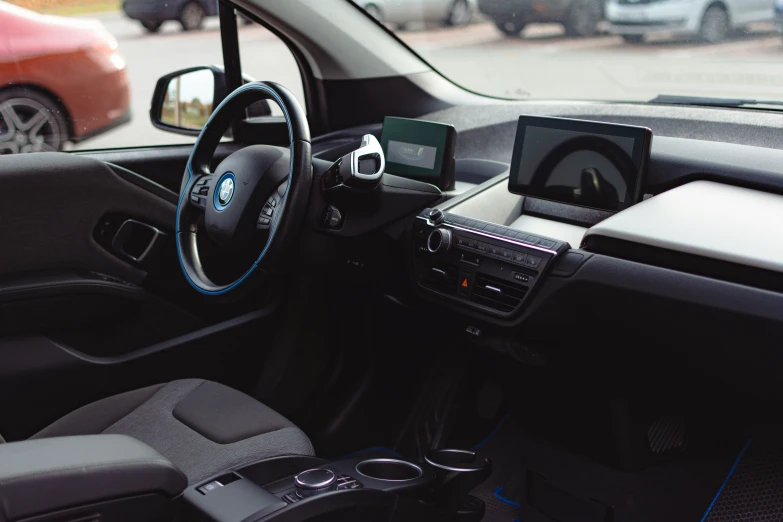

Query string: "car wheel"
[495, 19, 526, 37]
[445, 0, 471, 27]
[564, 0, 602, 37]
[364, 3, 384, 24]
[179, 1, 206, 31]
[0, 88, 69, 154]
[140, 20, 162, 32]
[699, 4, 729, 43]
[622, 34, 644, 43]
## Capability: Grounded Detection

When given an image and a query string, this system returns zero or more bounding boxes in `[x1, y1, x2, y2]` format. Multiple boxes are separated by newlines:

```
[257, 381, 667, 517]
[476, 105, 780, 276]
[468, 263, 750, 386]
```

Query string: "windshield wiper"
[649, 94, 783, 109]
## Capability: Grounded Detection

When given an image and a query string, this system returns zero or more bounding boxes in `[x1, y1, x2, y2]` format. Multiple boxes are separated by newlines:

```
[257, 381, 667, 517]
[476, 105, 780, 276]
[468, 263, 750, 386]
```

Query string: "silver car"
[355, 0, 475, 28]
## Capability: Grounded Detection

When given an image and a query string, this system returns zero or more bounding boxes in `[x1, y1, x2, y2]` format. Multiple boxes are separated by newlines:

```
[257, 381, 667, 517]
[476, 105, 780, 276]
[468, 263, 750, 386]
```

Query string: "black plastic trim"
[523, 197, 614, 228]
[106, 163, 179, 205]
[51, 304, 278, 365]
[582, 235, 783, 294]
[0, 271, 144, 303]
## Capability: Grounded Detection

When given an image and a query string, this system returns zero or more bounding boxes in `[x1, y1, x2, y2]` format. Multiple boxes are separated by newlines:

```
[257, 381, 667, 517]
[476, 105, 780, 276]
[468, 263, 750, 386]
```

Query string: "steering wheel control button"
[322, 206, 343, 229]
[295, 469, 336, 497]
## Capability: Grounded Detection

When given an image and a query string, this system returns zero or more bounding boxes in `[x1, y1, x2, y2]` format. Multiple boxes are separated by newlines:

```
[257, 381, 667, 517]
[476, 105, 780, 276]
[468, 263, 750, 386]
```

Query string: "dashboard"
[310, 100, 783, 396]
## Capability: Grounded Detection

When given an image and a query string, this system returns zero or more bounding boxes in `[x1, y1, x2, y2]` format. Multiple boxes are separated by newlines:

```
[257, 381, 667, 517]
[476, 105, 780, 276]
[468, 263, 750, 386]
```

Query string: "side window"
[0, 1, 304, 154]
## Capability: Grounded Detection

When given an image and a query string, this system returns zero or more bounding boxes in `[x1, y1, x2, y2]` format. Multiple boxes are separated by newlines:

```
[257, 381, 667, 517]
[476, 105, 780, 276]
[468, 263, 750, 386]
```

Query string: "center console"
[413, 208, 568, 318]
[185, 450, 490, 522]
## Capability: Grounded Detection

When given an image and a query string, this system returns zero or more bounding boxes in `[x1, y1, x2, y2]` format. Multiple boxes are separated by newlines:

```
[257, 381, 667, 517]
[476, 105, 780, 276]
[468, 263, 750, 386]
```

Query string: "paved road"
[75, 12, 783, 151]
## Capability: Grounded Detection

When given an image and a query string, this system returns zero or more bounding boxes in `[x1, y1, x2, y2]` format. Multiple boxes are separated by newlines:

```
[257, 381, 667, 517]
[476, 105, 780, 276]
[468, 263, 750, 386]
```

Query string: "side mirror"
[150, 65, 272, 136]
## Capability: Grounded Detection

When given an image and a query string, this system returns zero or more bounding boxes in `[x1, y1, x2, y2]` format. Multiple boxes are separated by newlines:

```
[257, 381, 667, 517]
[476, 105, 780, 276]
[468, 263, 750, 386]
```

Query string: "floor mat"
[469, 417, 738, 522]
[703, 437, 783, 522]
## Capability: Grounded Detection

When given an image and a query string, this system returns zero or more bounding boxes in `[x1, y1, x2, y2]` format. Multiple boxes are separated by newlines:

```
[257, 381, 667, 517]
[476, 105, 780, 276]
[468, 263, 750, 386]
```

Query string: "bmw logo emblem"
[214, 173, 236, 211]
[218, 177, 235, 205]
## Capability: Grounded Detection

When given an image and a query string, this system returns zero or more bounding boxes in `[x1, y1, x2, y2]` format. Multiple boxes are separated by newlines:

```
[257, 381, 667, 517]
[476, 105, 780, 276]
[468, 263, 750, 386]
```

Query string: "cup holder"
[425, 449, 490, 472]
[355, 459, 423, 481]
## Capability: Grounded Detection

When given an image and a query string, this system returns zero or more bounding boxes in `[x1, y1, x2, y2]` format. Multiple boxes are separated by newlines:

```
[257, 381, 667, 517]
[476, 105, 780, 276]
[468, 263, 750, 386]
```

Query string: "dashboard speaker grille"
[471, 274, 527, 313]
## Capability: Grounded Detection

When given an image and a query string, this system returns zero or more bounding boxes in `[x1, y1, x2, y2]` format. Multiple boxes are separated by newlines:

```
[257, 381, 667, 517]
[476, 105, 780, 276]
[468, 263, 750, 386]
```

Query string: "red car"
[0, 2, 131, 153]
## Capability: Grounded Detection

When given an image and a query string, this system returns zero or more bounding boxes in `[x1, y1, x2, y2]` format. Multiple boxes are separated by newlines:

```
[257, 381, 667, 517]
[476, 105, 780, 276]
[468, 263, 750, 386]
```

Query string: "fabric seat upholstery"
[31, 379, 314, 484]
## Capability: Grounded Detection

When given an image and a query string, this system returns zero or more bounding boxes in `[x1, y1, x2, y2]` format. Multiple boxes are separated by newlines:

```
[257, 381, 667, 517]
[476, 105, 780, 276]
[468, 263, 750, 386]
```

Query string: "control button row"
[456, 236, 542, 269]
[335, 475, 363, 490]
[257, 192, 281, 230]
[190, 176, 215, 209]
[444, 213, 558, 250]
[283, 493, 302, 504]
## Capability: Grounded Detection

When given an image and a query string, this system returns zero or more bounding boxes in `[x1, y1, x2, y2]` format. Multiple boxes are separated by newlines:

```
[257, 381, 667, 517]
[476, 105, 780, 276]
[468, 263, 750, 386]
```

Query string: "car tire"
[140, 20, 162, 32]
[0, 88, 69, 154]
[699, 4, 730, 43]
[495, 19, 526, 37]
[564, 0, 603, 37]
[364, 3, 384, 24]
[622, 34, 644, 43]
[179, 1, 206, 31]
[445, 0, 471, 27]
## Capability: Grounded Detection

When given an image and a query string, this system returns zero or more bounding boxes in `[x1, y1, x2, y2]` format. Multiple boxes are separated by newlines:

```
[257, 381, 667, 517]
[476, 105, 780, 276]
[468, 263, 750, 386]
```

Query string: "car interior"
[2, 1, 783, 522]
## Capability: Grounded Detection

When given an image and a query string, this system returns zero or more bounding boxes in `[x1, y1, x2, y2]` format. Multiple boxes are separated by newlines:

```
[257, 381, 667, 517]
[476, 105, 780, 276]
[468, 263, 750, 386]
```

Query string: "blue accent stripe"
[494, 486, 521, 508]
[471, 412, 510, 450]
[175, 82, 295, 295]
[700, 438, 752, 522]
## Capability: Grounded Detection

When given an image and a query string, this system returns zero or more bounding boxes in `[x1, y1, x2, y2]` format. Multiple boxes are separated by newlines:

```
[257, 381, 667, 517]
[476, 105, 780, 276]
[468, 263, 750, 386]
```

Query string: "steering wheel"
[176, 82, 311, 295]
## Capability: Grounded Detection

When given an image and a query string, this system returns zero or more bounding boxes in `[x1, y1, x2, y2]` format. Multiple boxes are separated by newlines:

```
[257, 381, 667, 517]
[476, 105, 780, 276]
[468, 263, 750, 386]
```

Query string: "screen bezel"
[380, 117, 456, 190]
[508, 116, 652, 212]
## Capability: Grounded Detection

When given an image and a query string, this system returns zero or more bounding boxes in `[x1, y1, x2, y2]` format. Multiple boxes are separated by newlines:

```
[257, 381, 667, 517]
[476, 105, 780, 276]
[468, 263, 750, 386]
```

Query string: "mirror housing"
[150, 65, 272, 136]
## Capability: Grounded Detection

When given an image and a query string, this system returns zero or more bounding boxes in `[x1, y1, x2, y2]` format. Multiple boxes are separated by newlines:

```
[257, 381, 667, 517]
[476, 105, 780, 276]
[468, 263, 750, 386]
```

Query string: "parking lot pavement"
[75, 13, 783, 151]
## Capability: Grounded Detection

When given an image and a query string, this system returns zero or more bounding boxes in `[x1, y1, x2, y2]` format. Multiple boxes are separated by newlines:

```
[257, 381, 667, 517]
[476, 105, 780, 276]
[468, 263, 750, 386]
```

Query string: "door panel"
[0, 153, 173, 285]
[80, 143, 243, 194]
[0, 150, 282, 441]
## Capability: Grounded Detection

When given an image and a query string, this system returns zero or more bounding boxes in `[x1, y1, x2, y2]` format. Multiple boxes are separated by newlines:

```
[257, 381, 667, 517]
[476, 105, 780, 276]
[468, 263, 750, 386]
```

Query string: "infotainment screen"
[380, 117, 456, 190]
[508, 116, 652, 212]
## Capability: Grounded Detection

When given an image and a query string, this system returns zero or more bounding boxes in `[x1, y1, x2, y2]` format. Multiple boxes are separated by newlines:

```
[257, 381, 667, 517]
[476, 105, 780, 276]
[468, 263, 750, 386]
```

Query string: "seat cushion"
[31, 379, 314, 484]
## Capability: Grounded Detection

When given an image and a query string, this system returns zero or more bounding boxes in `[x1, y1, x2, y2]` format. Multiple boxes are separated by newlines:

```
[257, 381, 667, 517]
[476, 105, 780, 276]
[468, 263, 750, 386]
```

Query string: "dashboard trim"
[415, 216, 558, 256]
[584, 180, 783, 275]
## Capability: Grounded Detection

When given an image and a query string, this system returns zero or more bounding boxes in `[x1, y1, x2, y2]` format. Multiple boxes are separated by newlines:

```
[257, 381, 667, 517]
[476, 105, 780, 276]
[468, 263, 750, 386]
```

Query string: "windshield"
[352, 0, 783, 104]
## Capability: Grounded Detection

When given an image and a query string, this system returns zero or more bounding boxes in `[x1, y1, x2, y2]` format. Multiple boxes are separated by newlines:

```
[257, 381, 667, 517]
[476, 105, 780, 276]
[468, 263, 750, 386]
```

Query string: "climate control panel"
[413, 208, 568, 317]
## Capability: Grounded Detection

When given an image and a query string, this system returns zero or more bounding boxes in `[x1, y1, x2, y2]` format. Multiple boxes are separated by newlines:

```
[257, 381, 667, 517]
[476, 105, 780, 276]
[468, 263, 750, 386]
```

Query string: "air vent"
[422, 262, 460, 295]
[471, 273, 527, 312]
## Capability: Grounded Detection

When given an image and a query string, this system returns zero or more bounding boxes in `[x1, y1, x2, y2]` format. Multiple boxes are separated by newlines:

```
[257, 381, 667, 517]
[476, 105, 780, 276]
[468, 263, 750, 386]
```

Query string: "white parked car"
[606, 0, 774, 43]
[354, 0, 475, 28]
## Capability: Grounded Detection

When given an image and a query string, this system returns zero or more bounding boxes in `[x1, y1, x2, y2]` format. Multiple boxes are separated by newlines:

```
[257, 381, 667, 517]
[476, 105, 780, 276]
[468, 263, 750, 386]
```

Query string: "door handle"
[111, 219, 167, 264]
